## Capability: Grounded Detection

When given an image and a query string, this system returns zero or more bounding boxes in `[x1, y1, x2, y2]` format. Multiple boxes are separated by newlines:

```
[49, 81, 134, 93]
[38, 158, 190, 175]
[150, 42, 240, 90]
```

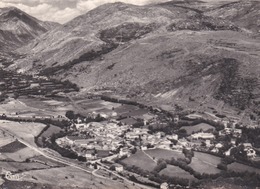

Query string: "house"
[205, 140, 211, 147]
[246, 149, 256, 159]
[119, 148, 130, 157]
[125, 132, 139, 140]
[233, 129, 242, 137]
[160, 182, 169, 189]
[141, 146, 148, 150]
[85, 153, 96, 160]
[243, 143, 253, 150]
[211, 148, 219, 153]
[167, 134, 178, 141]
[215, 143, 223, 149]
[155, 132, 165, 139]
[243, 143, 256, 159]
[114, 164, 124, 172]
[191, 132, 215, 140]
[178, 138, 189, 148]
[174, 115, 179, 123]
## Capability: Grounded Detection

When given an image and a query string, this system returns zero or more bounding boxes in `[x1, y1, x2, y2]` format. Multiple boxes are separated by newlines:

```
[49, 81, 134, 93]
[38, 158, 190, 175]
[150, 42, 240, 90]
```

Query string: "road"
[97, 162, 155, 189]
[0, 126, 92, 174]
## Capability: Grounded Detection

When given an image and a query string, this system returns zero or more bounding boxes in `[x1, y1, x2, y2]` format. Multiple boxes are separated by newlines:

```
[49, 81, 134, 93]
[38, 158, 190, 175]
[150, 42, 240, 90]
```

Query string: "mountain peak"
[0, 6, 59, 53]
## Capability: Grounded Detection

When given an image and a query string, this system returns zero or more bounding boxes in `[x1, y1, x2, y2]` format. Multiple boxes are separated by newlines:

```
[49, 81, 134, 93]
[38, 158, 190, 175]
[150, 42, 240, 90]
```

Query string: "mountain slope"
[11, 1, 260, 121]
[205, 0, 260, 33]
[0, 7, 60, 53]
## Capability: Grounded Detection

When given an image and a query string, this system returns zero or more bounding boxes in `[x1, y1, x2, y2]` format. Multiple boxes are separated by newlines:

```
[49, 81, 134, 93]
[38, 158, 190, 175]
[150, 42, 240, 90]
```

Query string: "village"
[54, 105, 259, 169]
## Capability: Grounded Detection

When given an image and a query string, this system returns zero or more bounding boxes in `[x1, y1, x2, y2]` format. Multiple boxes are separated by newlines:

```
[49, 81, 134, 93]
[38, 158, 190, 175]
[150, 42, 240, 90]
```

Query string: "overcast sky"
[0, 0, 171, 24]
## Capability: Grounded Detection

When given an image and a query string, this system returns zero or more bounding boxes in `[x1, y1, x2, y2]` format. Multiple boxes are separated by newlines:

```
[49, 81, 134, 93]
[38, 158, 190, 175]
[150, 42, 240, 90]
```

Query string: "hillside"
[205, 0, 260, 33]
[0, 7, 60, 54]
[11, 0, 260, 121]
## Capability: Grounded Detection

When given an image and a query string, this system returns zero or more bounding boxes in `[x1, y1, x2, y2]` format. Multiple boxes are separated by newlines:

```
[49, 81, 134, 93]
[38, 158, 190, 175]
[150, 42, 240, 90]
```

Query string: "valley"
[0, 0, 259, 188]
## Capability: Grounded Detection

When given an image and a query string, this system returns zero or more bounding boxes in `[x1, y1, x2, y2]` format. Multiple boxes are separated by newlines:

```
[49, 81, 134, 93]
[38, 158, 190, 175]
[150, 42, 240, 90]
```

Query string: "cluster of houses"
[56, 108, 259, 162]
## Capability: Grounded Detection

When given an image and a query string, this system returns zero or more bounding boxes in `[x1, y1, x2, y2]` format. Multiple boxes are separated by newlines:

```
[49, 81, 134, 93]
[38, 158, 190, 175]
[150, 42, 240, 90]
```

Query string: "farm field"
[0, 130, 14, 147]
[228, 162, 260, 174]
[19, 97, 73, 117]
[160, 165, 197, 180]
[145, 148, 185, 161]
[29, 155, 65, 167]
[0, 140, 26, 153]
[189, 152, 221, 174]
[180, 123, 215, 135]
[121, 150, 157, 172]
[0, 161, 50, 172]
[1, 147, 41, 162]
[0, 120, 46, 145]
[22, 166, 139, 189]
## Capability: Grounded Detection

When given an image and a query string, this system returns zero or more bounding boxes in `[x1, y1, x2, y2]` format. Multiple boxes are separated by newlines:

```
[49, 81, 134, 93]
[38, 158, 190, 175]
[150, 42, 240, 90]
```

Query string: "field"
[160, 165, 197, 180]
[121, 150, 157, 171]
[0, 130, 14, 147]
[228, 162, 260, 174]
[0, 120, 46, 145]
[180, 123, 215, 135]
[22, 166, 140, 189]
[0, 140, 26, 153]
[145, 148, 185, 161]
[189, 152, 221, 174]
[0, 161, 50, 172]
[1, 147, 41, 162]
[29, 155, 65, 167]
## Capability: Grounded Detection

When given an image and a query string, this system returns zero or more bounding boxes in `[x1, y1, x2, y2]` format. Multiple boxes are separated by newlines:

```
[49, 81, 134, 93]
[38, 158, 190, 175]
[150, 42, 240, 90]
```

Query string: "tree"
[65, 110, 75, 120]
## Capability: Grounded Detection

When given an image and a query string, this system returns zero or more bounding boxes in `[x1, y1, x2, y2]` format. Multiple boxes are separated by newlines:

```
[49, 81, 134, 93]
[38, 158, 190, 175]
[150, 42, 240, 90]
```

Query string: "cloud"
[0, 0, 170, 24]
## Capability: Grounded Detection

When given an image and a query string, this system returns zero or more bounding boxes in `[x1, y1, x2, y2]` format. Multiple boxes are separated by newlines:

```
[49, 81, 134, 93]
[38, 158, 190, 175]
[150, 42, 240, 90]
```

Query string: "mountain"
[205, 0, 260, 33]
[0, 7, 60, 54]
[11, 1, 260, 121]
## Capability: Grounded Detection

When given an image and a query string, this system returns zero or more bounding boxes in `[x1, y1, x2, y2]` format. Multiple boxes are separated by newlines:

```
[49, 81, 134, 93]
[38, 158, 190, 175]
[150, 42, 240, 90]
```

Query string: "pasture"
[0, 140, 26, 153]
[0, 120, 46, 145]
[1, 147, 41, 162]
[228, 162, 260, 174]
[0, 161, 50, 172]
[180, 123, 215, 135]
[121, 150, 157, 171]
[23, 166, 138, 189]
[189, 152, 221, 174]
[160, 165, 197, 180]
[145, 148, 185, 161]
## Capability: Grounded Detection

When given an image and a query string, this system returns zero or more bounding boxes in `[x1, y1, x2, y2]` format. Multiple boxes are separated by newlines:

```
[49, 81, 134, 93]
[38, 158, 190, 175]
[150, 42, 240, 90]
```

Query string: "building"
[191, 132, 215, 140]
[114, 164, 124, 172]
[160, 182, 169, 189]
[246, 149, 256, 159]
[167, 134, 178, 141]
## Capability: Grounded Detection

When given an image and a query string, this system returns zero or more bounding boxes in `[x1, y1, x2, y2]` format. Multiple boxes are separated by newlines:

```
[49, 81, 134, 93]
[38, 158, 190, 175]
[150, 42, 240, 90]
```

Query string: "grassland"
[1, 147, 41, 162]
[23, 166, 140, 189]
[0, 120, 46, 145]
[18, 97, 73, 117]
[121, 150, 157, 172]
[0, 161, 50, 172]
[228, 162, 260, 174]
[160, 165, 197, 180]
[0, 140, 26, 153]
[180, 123, 215, 135]
[189, 152, 221, 174]
[145, 148, 185, 161]
[0, 130, 14, 147]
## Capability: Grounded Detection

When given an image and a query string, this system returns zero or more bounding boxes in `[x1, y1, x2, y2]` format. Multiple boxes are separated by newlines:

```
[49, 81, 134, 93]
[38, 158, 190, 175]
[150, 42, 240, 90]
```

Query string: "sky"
[0, 0, 171, 24]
